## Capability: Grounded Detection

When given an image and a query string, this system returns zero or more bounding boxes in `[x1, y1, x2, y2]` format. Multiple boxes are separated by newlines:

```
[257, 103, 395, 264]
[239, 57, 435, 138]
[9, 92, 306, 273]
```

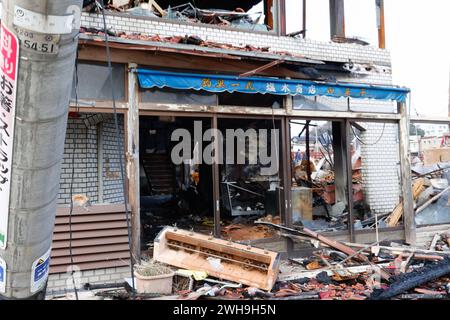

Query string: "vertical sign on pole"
[0, 257, 6, 293]
[0, 23, 20, 250]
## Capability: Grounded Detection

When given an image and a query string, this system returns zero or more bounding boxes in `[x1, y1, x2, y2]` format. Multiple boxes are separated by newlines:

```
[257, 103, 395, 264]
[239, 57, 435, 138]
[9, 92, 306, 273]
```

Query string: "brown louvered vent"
[50, 204, 131, 274]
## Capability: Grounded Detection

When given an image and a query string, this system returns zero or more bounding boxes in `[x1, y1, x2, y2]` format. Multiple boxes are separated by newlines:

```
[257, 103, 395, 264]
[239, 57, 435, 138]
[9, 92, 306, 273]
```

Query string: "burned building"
[44, 1, 449, 293]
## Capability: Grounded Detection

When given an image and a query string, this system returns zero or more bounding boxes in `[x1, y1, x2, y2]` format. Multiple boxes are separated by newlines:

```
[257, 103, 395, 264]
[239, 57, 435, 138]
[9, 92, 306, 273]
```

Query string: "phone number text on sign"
[0, 23, 19, 250]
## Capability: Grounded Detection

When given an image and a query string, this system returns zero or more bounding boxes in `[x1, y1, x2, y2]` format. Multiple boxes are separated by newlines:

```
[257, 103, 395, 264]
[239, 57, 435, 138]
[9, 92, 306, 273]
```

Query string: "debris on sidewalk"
[152, 226, 280, 290]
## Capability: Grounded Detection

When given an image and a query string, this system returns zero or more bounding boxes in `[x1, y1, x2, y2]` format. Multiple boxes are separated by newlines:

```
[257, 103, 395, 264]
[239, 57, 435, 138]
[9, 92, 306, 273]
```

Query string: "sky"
[283, 0, 450, 117]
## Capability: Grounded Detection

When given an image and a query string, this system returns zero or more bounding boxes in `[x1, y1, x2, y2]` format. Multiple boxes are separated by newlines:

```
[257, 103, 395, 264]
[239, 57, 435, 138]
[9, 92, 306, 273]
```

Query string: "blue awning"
[137, 69, 410, 102]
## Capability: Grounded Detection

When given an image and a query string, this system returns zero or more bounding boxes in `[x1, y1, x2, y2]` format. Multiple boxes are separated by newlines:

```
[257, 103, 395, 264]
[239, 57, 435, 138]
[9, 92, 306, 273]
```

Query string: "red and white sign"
[0, 23, 19, 250]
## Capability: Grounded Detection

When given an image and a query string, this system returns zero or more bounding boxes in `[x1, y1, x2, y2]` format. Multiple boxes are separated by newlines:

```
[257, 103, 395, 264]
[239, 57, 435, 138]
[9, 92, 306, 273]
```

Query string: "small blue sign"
[34, 257, 50, 282]
[0, 257, 5, 293]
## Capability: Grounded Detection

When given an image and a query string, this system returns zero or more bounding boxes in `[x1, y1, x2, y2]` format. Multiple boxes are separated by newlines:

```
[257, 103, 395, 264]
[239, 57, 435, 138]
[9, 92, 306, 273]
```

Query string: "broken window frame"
[285, 113, 408, 249]
[409, 119, 450, 228]
[71, 61, 128, 102]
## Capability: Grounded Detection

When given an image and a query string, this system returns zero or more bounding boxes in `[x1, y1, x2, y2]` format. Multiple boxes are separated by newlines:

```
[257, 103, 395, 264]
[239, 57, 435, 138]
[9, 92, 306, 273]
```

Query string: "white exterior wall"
[46, 266, 130, 295]
[79, 13, 400, 213]
[58, 115, 125, 205]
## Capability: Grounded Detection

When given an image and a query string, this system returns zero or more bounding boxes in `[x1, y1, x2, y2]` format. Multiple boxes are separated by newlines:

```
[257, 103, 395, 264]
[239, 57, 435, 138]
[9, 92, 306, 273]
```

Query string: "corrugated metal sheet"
[50, 204, 131, 274]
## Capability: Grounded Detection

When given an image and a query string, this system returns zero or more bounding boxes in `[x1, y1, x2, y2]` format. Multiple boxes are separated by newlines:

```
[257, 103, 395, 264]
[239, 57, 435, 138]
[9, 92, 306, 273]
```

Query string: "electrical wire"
[68, 53, 80, 301]
[351, 122, 386, 146]
[96, 0, 136, 299]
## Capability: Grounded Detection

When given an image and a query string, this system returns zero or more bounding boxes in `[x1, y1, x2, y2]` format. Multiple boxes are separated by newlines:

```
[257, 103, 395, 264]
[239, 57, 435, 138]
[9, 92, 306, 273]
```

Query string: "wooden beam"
[238, 59, 285, 78]
[78, 45, 310, 79]
[332, 121, 347, 204]
[212, 114, 221, 238]
[290, 109, 401, 121]
[278, 0, 287, 36]
[410, 116, 450, 124]
[265, 0, 275, 31]
[386, 178, 424, 227]
[127, 63, 141, 262]
[398, 102, 416, 245]
[281, 116, 294, 256]
[138, 102, 402, 121]
[147, 0, 164, 16]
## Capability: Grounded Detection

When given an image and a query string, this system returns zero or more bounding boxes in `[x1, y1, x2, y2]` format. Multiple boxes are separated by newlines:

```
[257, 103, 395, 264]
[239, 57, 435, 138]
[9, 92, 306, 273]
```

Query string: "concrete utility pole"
[0, 0, 82, 299]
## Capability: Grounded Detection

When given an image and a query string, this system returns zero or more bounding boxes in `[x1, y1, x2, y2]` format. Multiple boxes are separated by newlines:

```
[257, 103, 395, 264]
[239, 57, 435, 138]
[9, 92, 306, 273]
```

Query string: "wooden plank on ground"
[386, 178, 424, 227]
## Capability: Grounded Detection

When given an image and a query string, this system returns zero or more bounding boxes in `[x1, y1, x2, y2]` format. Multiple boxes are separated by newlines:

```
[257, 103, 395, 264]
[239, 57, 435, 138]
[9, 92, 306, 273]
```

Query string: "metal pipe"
[376, 0, 386, 49]
[0, 0, 82, 299]
[302, 0, 307, 38]
[97, 122, 104, 203]
[329, 0, 345, 39]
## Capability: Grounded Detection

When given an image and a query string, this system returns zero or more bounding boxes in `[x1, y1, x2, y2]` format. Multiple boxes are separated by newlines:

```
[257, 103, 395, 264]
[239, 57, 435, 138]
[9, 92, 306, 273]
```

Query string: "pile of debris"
[80, 26, 309, 60]
[84, 1, 268, 31]
[74, 224, 450, 301]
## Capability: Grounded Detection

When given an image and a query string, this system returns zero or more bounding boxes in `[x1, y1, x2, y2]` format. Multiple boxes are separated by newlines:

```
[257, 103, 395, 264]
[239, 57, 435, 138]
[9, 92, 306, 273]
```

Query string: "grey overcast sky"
[282, 0, 450, 117]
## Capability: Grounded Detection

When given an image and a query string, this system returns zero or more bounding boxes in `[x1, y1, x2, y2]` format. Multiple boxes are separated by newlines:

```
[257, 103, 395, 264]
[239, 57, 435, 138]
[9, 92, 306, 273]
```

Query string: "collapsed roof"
[147, 0, 262, 11]
[84, 1, 263, 11]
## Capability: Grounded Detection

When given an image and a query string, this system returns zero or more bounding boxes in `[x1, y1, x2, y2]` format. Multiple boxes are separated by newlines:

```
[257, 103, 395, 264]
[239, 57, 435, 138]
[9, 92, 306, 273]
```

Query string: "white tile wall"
[58, 115, 125, 205]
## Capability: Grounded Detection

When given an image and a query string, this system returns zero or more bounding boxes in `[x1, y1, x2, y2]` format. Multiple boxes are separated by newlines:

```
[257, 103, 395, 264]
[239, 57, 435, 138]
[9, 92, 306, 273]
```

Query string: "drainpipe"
[0, 0, 82, 299]
[97, 122, 104, 203]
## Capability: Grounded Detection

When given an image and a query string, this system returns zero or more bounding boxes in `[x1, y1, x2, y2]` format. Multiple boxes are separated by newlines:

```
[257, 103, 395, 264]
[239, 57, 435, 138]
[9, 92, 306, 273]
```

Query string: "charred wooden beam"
[371, 257, 450, 300]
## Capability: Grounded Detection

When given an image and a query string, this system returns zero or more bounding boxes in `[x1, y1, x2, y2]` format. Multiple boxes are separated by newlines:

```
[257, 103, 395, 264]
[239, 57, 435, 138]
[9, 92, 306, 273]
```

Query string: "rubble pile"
[84, 1, 268, 31]
[80, 26, 309, 59]
[80, 223, 450, 301]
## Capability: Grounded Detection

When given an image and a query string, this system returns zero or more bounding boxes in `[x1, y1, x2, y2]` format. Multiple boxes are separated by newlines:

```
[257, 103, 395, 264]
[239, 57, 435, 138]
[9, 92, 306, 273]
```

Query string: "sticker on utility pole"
[0, 23, 20, 250]
[13, 6, 75, 35]
[31, 248, 51, 294]
[14, 27, 60, 55]
[0, 257, 6, 293]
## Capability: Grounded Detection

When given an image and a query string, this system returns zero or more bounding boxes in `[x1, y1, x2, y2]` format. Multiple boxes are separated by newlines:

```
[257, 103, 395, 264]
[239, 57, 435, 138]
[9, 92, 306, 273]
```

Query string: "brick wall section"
[46, 266, 131, 295]
[359, 122, 400, 213]
[58, 116, 98, 205]
[58, 115, 125, 205]
[102, 116, 125, 203]
[81, 12, 392, 68]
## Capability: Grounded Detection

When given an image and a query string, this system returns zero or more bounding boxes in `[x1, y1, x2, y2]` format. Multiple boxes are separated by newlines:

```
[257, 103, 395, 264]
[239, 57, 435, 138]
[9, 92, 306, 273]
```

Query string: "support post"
[212, 115, 221, 238]
[265, 0, 275, 32]
[376, 0, 386, 49]
[127, 63, 141, 262]
[344, 120, 355, 242]
[302, 0, 307, 38]
[305, 122, 312, 183]
[281, 117, 294, 256]
[332, 122, 348, 204]
[398, 102, 415, 245]
[278, 0, 287, 36]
